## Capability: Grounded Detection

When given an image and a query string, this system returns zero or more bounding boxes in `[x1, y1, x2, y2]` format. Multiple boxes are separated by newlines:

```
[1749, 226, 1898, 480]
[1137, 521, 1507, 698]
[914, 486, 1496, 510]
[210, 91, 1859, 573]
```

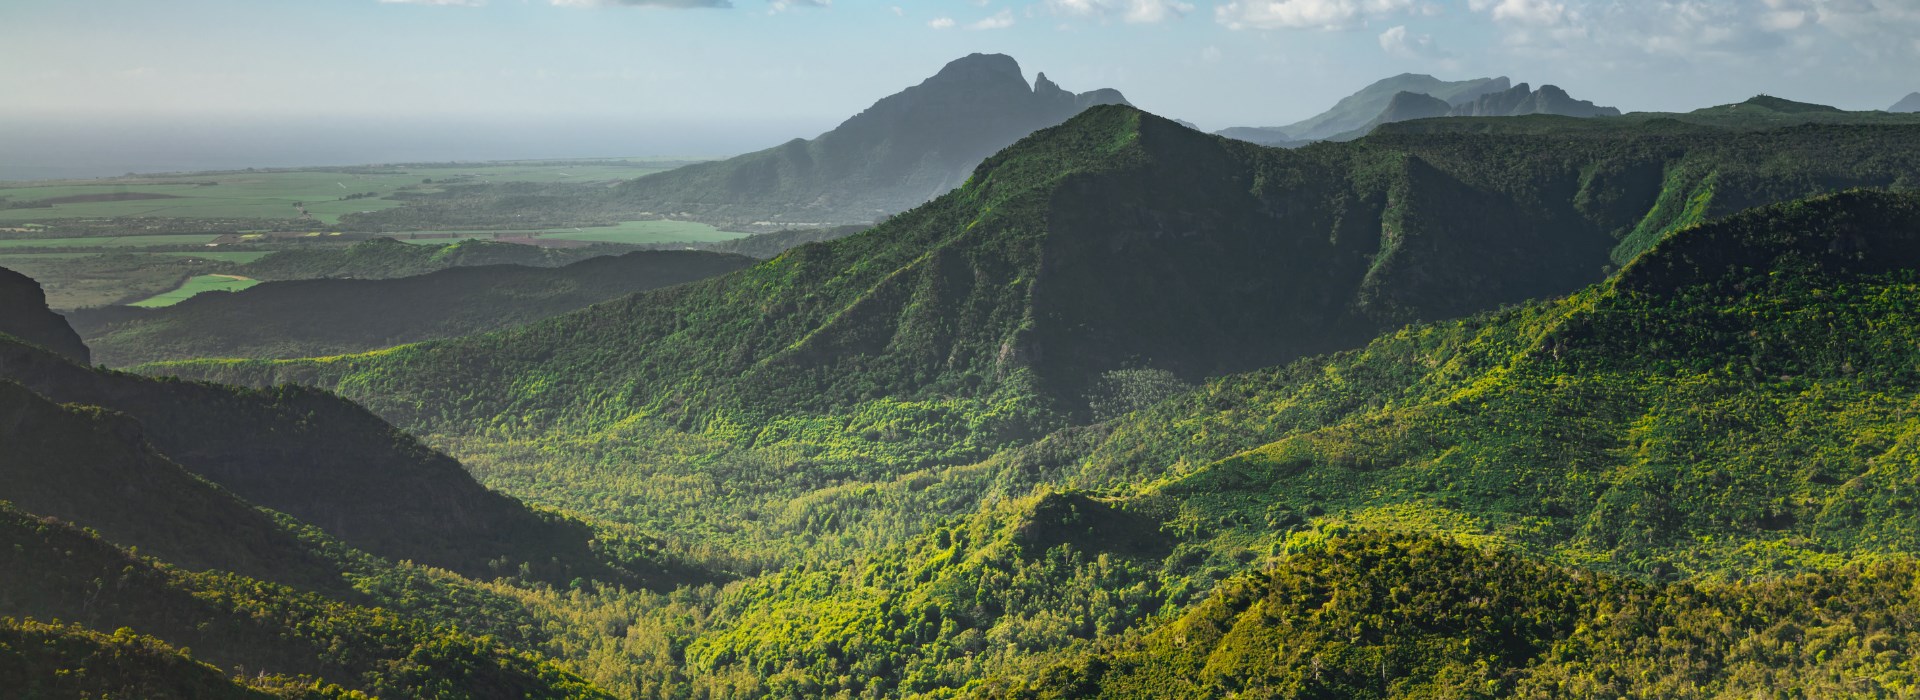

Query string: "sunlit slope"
[154, 107, 1920, 464]
[657, 191, 1920, 697]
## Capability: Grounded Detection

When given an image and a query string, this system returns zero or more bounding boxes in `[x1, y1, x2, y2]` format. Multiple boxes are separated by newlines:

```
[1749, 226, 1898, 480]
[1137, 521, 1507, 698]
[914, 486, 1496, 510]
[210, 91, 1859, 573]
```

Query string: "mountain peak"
[1887, 92, 1920, 113]
[928, 52, 1026, 87]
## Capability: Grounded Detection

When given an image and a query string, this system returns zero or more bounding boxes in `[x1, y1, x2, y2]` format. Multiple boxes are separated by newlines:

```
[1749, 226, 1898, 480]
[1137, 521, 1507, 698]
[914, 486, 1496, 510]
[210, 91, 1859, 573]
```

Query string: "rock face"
[0, 267, 89, 365]
[608, 53, 1129, 226]
[1449, 83, 1622, 118]
[1891, 92, 1920, 113]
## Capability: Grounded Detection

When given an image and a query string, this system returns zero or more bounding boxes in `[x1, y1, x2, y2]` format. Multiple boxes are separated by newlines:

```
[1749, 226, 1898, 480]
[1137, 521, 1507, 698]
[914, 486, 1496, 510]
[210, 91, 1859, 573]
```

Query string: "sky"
[3, 0, 1918, 177]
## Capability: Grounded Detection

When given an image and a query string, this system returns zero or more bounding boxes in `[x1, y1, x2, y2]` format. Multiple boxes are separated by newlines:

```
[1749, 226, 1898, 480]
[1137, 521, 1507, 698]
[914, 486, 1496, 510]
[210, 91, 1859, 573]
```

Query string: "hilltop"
[1894, 92, 1920, 113]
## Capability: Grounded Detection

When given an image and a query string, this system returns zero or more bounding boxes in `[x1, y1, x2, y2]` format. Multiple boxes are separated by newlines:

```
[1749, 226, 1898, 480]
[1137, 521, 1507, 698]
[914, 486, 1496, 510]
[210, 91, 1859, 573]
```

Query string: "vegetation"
[237, 237, 642, 281]
[71, 250, 756, 366]
[128, 273, 260, 307]
[15, 100, 1920, 698]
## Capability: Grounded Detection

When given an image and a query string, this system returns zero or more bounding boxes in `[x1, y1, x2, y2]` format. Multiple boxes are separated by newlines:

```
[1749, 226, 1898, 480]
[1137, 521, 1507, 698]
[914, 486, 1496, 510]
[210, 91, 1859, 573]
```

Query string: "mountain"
[654, 190, 1920, 697]
[0, 502, 609, 698]
[154, 107, 1920, 452]
[1894, 92, 1920, 113]
[1326, 90, 1453, 141]
[0, 266, 89, 364]
[0, 284, 667, 587]
[0, 380, 347, 591]
[1216, 74, 1510, 145]
[994, 534, 1920, 699]
[1447, 82, 1621, 118]
[66, 250, 756, 366]
[602, 53, 1128, 227]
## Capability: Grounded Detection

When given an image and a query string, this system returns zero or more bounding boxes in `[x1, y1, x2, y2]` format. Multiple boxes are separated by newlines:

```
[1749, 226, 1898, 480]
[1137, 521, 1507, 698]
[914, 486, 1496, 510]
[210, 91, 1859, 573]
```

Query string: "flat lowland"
[0, 159, 692, 226]
[129, 274, 260, 307]
[0, 234, 223, 249]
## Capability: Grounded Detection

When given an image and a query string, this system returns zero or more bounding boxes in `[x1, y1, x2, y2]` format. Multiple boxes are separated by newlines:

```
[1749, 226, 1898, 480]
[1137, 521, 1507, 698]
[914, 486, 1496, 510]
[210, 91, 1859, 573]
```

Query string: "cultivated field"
[130, 274, 261, 307]
[0, 159, 689, 226]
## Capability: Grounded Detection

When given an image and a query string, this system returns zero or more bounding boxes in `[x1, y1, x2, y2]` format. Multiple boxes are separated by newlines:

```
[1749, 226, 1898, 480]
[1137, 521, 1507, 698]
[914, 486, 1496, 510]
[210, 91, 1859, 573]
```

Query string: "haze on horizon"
[4, 0, 1918, 179]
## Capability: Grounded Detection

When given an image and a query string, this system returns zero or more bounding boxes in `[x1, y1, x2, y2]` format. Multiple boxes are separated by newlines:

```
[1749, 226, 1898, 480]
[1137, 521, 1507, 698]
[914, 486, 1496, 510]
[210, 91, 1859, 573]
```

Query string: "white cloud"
[1467, 0, 1568, 25]
[1044, 0, 1196, 23]
[1378, 24, 1450, 58]
[968, 9, 1016, 29]
[928, 16, 957, 28]
[1215, 0, 1430, 30]
[379, 0, 487, 6]
[550, 0, 732, 7]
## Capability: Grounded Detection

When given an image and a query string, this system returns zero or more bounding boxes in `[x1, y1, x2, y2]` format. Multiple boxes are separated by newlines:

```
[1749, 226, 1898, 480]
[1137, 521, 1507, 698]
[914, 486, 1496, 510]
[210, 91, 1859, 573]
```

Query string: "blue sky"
[3, 0, 1918, 170]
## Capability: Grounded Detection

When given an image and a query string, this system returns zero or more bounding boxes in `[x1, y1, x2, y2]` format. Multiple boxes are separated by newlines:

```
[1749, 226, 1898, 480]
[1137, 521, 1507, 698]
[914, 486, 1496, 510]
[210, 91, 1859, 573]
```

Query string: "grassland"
[129, 274, 260, 307]
[0, 159, 688, 226]
[0, 234, 222, 249]
[525, 219, 738, 244]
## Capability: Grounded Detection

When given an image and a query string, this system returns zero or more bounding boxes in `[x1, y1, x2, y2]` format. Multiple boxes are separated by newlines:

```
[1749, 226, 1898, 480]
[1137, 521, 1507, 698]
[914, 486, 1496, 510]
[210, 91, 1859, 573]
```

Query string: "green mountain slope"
[68, 250, 755, 366]
[991, 533, 1920, 699]
[606, 190, 1920, 697]
[0, 380, 348, 591]
[0, 619, 299, 700]
[154, 108, 1920, 461]
[0, 334, 661, 589]
[0, 505, 607, 699]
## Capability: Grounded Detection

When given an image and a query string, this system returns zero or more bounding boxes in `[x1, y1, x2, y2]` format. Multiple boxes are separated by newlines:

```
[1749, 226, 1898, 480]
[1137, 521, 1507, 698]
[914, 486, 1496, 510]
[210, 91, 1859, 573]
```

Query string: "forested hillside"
[160, 107, 1920, 463]
[69, 250, 755, 366]
[574, 190, 1920, 698]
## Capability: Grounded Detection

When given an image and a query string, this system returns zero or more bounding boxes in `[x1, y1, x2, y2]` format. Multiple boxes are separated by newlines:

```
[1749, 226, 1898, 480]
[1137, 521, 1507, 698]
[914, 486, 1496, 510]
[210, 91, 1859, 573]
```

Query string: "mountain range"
[343, 54, 1128, 231]
[1216, 74, 1514, 145]
[10, 60, 1920, 697]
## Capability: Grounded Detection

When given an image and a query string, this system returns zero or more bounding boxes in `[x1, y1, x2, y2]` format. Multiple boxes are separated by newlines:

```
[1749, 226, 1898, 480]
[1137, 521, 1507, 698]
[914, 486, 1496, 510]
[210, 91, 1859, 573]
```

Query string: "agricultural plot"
[129, 274, 260, 307]
[535, 220, 739, 245]
[0, 159, 687, 225]
[0, 234, 222, 249]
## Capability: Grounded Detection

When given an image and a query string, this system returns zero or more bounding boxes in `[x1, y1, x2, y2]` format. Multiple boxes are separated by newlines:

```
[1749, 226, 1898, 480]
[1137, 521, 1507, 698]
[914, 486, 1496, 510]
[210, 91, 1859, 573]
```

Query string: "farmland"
[0, 159, 692, 226]
[128, 274, 260, 307]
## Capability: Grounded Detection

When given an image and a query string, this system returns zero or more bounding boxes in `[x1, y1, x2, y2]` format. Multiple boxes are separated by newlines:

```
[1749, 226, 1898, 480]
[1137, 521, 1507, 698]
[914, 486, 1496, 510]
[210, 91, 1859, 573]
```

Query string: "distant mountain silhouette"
[605, 53, 1129, 227]
[1889, 92, 1920, 113]
[1447, 83, 1621, 118]
[1217, 74, 1510, 145]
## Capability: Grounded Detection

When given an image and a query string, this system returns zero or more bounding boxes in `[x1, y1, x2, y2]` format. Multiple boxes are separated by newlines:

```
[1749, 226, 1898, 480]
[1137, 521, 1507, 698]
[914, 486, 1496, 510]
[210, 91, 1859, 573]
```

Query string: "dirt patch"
[37, 192, 184, 205]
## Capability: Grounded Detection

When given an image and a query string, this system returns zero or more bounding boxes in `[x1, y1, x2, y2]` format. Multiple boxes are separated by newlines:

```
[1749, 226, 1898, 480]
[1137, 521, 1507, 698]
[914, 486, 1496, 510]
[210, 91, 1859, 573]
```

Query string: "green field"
[0, 251, 268, 263]
[129, 274, 261, 307]
[535, 219, 741, 244]
[385, 220, 744, 246]
[0, 234, 222, 249]
[0, 160, 688, 225]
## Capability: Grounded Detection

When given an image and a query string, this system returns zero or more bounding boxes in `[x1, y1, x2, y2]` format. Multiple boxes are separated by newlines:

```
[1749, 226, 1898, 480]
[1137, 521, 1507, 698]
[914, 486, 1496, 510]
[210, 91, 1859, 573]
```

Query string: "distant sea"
[0, 115, 830, 181]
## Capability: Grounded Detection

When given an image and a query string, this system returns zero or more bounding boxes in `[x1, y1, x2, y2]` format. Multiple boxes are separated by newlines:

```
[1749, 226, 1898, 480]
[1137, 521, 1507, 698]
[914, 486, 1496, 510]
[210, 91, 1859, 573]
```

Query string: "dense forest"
[7, 101, 1920, 698]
